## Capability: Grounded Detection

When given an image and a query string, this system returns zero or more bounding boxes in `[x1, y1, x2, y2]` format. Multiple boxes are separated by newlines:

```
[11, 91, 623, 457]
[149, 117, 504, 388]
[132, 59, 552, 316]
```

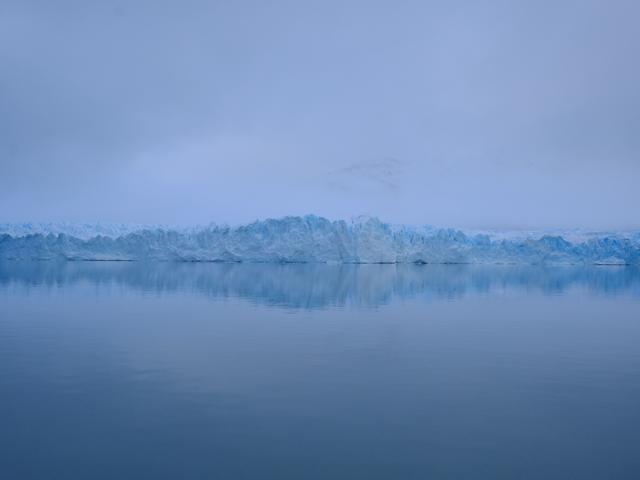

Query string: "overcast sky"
[1, 0, 638, 229]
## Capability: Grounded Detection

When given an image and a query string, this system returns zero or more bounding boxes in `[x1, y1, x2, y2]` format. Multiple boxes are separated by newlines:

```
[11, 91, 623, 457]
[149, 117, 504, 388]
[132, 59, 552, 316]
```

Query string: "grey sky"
[1, 0, 638, 228]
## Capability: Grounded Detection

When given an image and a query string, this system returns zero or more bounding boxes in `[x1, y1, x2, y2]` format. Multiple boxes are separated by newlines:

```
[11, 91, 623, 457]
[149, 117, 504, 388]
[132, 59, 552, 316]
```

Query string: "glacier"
[1, 216, 639, 265]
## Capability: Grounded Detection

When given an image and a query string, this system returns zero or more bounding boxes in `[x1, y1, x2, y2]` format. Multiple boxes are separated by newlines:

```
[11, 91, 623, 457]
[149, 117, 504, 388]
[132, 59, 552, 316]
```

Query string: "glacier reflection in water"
[2, 262, 640, 479]
[1, 261, 639, 308]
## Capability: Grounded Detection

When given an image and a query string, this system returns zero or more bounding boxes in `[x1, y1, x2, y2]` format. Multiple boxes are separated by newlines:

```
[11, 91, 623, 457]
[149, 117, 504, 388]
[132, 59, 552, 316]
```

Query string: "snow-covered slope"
[1, 216, 639, 264]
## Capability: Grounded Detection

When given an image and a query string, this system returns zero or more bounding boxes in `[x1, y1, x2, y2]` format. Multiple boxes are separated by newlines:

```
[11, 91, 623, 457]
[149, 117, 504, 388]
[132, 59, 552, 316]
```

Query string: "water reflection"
[3, 261, 640, 479]
[2, 261, 639, 308]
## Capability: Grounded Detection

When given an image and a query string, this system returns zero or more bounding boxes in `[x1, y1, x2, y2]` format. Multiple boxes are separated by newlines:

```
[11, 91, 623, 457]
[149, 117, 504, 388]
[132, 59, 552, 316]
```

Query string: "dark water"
[1, 262, 640, 479]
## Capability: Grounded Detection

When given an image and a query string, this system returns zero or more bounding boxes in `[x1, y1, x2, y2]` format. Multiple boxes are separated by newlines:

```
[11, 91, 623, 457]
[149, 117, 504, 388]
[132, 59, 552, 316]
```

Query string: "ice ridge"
[1, 216, 639, 265]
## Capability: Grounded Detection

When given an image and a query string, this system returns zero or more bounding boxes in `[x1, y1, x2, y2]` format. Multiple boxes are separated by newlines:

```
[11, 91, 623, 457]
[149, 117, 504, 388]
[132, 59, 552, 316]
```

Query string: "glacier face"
[1, 216, 639, 265]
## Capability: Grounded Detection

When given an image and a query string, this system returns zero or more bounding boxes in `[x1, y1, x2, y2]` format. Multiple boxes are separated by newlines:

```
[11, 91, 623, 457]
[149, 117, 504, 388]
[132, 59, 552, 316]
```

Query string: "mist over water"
[2, 1, 640, 477]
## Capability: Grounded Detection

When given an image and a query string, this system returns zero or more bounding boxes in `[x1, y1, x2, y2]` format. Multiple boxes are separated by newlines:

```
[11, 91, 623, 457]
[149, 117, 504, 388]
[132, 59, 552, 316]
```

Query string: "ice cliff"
[1, 216, 639, 265]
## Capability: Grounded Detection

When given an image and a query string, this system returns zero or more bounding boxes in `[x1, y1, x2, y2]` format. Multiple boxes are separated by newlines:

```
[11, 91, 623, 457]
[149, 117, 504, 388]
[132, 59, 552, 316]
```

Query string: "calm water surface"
[1, 262, 640, 479]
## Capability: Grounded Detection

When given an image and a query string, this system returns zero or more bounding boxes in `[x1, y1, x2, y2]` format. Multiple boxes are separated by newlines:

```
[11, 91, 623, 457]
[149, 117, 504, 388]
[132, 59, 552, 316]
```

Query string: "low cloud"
[324, 157, 406, 193]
